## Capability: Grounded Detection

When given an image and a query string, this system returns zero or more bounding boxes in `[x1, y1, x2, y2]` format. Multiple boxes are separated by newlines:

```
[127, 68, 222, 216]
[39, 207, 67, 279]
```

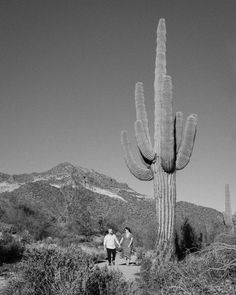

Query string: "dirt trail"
[97, 255, 141, 281]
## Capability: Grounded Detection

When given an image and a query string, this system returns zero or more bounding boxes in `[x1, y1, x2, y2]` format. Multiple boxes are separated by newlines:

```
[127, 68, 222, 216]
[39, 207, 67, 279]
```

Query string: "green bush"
[0, 222, 17, 234]
[175, 218, 204, 260]
[55, 232, 89, 247]
[134, 247, 146, 266]
[20, 230, 34, 245]
[88, 251, 107, 264]
[86, 266, 138, 295]
[3, 201, 56, 241]
[4, 243, 138, 295]
[0, 233, 24, 264]
[5, 243, 94, 295]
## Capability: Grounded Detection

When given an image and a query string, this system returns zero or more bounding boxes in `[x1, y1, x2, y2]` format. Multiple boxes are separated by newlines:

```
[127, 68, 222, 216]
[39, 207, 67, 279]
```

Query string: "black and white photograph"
[0, 0, 236, 294]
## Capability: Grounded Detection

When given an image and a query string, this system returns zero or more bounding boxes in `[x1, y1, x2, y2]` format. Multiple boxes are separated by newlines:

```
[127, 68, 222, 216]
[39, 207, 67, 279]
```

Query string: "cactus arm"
[176, 114, 198, 170]
[135, 120, 155, 162]
[175, 112, 183, 152]
[160, 75, 175, 173]
[154, 18, 167, 154]
[134, 82, 152, 145]
[121, 130, 154, 181]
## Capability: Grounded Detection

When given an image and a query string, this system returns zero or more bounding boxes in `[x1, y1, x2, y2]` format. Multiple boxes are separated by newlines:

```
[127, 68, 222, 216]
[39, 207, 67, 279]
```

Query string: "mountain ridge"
[0, 162, 143, 202]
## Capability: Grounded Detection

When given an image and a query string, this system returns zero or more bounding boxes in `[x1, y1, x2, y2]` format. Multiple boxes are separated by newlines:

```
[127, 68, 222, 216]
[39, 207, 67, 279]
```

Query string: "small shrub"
[135, 247, 146, 266]
[5, 243, 94, 295]
[57, 233, 89, 247]
[3, 201, 56, 241]
[86, 266, 138, 295]
[175, 218, 205, 260]
[0, 222, 17, 234]
[20, 229, 34, 245]
[89, 251, 107, 264]
[0, 233, 24, 264]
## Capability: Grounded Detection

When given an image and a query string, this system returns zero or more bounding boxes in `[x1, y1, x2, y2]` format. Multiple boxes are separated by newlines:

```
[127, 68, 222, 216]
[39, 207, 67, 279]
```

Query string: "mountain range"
[0, 162, 142, 199]
[0, 162, 226, 256]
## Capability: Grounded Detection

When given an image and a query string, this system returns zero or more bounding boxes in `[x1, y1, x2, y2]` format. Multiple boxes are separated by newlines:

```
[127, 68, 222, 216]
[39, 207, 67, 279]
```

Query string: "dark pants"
[106, 248, 116, 264]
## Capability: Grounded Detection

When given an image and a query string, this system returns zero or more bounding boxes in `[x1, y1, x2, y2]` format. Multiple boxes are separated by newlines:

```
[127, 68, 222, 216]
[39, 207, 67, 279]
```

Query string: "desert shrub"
[5, 243, 139, 295]
[175, 219, 203, 260]
[100, 213, 126, 234]
[66, 186, 96, 237]
[86, 266, 138, 295]
[0, 232, 24, 264]
[135, 247, 146, 266]
[0, 222, 17, 234]
[3, 201, 56, 241]
[138, 242, 236, 294]
[20, 229, 34, 245]
[89, 251, 107, 264]
[175, 202, 225, 260]
[91, 234, 104, 246]
[5, 243, 94, 295]
[57, 233, 89, 247]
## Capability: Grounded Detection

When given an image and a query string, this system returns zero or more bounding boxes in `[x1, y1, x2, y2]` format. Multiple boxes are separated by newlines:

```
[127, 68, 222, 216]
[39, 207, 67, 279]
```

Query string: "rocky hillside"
[0, 162, 143, 200]
[0, 163, 227, 254]
[0, 163, 156, 245]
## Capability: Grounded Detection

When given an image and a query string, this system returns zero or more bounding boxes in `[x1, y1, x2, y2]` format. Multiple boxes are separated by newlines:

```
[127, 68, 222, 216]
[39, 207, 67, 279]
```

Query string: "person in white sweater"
[103, 228, 120, 266]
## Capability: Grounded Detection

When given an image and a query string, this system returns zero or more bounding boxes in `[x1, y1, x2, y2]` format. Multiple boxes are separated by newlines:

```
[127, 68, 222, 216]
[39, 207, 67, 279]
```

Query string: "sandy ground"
[97, 254, 141, 281]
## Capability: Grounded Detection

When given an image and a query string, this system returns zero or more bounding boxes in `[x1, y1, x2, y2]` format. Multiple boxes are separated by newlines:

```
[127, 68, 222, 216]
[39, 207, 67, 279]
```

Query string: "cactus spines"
[121, 18, 198, 261]
[224, 184, 234, 234]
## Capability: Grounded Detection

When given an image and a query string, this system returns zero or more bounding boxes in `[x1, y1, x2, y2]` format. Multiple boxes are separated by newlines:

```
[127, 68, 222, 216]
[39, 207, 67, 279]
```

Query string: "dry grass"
[139, 242, 236, 294]
[3, 242, 138, 295]
[3, 241, 236, 294]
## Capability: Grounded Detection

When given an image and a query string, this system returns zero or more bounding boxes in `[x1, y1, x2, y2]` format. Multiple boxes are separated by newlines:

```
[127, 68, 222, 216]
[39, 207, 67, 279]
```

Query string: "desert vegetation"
[0, 165, 233, 294]
[3, 242, 137, 295]
[2, 238, 236, 294]
[139, 242, 236, 294]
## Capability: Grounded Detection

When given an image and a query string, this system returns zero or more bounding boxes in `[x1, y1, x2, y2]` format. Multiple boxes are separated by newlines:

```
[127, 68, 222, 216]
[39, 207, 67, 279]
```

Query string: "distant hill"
[0, 163, 227, 255]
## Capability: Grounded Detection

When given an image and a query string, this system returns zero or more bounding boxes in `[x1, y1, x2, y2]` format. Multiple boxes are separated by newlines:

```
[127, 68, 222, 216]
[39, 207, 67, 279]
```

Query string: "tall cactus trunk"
[153, 160, 176, 260]
[224, 184, 234, 234]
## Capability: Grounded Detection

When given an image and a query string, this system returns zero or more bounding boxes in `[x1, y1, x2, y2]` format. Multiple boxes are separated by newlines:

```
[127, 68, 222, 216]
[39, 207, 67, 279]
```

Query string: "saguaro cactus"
[224, 184, 234, 234]
[121, 19, 198, 260]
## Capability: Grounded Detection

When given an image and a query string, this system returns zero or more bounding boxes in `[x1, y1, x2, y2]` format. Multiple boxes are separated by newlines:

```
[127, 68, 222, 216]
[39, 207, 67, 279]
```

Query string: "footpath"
[97, 254, 141, 281]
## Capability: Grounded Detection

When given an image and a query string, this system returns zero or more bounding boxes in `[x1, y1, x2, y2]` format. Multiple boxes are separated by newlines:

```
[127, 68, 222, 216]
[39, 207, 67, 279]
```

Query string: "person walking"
[120, 227, 133, 266]
[103, 228, 120, 266]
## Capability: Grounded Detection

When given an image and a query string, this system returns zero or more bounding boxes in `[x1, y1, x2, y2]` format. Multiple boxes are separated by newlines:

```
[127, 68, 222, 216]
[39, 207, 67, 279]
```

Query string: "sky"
[0, 0, 236, 212]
